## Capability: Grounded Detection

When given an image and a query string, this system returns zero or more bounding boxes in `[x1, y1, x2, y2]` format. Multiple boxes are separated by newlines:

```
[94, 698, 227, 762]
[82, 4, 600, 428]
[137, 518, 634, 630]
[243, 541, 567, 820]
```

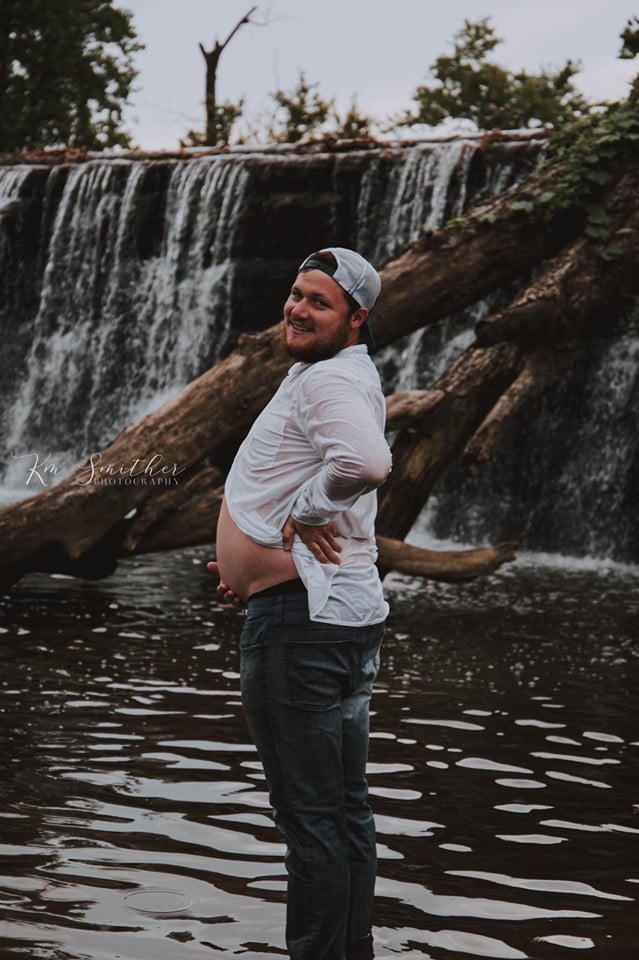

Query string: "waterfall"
[354, 139, 531, 397]
[0, 167, 36, 215]
[414, 318, 639, 564]
[1, 156, 248, 495]
[356, 139, 479, 263]
[2, 138, 634, 563]
[349, 138, 639, 564]
[4, 141, 513, 499]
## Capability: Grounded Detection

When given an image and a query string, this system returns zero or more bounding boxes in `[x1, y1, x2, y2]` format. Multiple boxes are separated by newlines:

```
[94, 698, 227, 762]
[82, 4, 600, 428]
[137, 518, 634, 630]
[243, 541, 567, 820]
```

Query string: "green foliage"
[533, 98, 639, 224]
[441, 21, 639, 266]
[331, 99, 372, 140]
[211, 100, 244, 146]
[399, 17, 589, 131]
[0, 0, 141, 151]
[497, 21, 639, 257]
[268, 71, 333, 143]
[620, 15, 639, 60]
[619, 15, 639, 104]
[183, 100, 244, 148]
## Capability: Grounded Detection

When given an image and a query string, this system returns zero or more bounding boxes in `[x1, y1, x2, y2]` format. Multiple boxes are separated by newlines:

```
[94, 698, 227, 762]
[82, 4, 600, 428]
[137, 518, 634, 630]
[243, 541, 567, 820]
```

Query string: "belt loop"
[275, 594, 284, 624]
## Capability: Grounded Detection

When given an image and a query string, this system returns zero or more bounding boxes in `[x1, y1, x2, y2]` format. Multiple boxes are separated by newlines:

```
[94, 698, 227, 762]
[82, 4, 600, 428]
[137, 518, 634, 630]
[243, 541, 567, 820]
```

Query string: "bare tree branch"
[218, 5, 258, 52]
[198, 6, 259, 146]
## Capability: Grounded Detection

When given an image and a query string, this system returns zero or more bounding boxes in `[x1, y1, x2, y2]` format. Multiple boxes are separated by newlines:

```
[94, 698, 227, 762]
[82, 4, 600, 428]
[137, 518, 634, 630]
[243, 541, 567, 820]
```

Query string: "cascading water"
[356, 138, 479, 263]
[4, 142, 503, 499]
[354, 139, 531, 396]
[351, 138, 639, 565]
[0, 167, 34, 215]
[1, 156, 248, 495]
[1, 138, 635, 562]
[415, 317, 639, 563]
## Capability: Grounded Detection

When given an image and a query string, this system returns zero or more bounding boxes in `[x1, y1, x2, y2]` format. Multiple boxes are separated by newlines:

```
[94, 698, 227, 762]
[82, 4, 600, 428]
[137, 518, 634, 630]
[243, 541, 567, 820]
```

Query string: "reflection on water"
[0, 549, 638, 959]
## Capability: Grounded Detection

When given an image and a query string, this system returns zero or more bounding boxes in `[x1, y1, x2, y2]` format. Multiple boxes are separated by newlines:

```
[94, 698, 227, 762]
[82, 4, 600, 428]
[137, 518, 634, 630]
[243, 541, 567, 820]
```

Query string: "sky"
[120, 0, 639, 150]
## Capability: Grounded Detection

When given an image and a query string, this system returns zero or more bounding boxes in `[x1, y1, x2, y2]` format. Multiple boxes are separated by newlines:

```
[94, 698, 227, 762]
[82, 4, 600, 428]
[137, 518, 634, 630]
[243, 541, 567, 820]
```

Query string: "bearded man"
[209, 248, 392, 960]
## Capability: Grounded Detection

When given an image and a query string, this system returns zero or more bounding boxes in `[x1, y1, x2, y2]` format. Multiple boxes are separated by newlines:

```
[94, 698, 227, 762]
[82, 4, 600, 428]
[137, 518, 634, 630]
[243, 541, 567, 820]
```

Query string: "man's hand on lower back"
[282, 516, 343, 564]
[206, 560, 244, 608]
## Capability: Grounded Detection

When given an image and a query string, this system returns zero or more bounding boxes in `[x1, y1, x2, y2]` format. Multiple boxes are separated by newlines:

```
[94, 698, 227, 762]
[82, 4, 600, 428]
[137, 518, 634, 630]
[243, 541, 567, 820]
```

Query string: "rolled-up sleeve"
[290, 371, 392, 525]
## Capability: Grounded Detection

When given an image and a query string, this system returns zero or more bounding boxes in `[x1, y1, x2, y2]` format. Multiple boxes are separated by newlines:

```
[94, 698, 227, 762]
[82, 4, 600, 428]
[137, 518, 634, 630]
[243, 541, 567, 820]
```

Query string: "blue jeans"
[239, 592, 384, 960]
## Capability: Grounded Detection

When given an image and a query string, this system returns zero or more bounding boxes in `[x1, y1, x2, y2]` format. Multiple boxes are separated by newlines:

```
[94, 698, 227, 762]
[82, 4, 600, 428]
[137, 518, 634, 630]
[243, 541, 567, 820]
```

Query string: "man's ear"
[350, 306, 369, 331]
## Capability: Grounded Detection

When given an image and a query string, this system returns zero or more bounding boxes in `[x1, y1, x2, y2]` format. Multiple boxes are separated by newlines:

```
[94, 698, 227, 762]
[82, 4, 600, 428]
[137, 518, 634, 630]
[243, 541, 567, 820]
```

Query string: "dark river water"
[0, 549, 638, 960]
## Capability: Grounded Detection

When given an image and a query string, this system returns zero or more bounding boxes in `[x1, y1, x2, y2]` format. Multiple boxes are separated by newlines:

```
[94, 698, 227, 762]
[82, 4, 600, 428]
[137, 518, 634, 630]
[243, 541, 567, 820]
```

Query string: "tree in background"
[620, 14, 639, 58]
[268, 71, 333, 143]
[332, 98, 372, 140]
[182, 99, 245, 149]
[189, 5, 257, 147]
[0, 0, 141, 151]
[620, 14, 639, 100]
[398, 18, 590, 132]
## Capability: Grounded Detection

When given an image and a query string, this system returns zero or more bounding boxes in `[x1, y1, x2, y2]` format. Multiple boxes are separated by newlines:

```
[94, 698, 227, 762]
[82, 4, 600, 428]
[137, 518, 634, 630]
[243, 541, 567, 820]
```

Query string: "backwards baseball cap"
[298, 246, 381, 346]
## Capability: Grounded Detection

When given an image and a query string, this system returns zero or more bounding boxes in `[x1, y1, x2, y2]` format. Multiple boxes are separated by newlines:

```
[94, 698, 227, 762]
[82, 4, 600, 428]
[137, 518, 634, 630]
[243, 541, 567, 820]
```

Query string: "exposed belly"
[216, 498, 298, 601]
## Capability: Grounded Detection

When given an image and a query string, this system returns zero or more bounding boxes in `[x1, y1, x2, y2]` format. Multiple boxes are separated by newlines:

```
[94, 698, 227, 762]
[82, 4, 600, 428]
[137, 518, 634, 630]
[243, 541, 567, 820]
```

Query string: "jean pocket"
[283, 630, 350, 711]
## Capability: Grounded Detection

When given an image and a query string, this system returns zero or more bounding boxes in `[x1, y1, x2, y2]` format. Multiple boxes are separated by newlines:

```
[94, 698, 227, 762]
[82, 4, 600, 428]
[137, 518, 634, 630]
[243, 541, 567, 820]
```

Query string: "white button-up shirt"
[224, 344, 392, 624]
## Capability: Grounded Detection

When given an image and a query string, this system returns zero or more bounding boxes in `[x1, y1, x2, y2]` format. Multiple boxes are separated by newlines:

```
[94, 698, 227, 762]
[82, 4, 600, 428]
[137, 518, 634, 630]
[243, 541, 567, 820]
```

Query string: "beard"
[282, 315, 354, 363]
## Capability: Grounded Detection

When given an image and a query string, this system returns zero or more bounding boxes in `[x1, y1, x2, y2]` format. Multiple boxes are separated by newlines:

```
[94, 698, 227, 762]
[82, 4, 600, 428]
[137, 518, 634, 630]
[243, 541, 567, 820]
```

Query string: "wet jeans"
[239, 592, 384, 960]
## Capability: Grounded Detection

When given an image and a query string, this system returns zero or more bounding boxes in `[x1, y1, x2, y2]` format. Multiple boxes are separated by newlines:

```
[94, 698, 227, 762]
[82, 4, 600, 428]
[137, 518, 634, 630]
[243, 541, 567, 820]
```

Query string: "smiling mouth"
[288, 319, 313, 333]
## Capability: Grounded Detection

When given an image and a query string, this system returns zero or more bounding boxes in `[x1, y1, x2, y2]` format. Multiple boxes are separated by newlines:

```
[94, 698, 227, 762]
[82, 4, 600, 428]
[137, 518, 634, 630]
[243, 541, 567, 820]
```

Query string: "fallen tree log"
[133, 483, 225, 555]
[370, 164, 586, 348]
[378, 156, 639, 541]
[122, 466, 224, 553]
[0, 325, 290, 583]
[115, 487, 516, 585]
[376, 535, 517, 581]
[377, 342, 524, 541]
[462, 163, 639, 463]
[1, 153, 637, 588]
[462, 347, 573, 466]
[386, 388, 447, 432]
[475, 163, 639, 349]
[0, 323, 524, 586]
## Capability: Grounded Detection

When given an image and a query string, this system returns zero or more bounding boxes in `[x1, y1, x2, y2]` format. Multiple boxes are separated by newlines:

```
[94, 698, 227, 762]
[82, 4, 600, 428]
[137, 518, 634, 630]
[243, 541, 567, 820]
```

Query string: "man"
[208, 247, 392, 960]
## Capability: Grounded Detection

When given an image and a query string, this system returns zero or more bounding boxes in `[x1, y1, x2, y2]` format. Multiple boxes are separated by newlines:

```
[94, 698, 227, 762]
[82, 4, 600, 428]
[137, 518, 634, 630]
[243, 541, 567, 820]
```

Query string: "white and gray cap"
[298, 246, 381, 346]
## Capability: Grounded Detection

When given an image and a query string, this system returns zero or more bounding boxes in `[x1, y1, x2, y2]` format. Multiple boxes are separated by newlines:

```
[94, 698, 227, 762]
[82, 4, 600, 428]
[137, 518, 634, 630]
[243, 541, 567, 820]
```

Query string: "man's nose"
[291, 298, 309, 318]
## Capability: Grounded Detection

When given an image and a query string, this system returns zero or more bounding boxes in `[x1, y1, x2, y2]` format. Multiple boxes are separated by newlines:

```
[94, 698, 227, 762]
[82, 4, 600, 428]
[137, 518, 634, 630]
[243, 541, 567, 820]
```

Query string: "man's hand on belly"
[206, 560, 245, 608]
[282, 516, 343, 564]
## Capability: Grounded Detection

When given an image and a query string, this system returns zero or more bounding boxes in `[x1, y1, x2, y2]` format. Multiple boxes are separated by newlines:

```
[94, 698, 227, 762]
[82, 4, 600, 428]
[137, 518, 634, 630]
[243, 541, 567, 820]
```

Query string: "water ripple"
[1, 550, 637, 958]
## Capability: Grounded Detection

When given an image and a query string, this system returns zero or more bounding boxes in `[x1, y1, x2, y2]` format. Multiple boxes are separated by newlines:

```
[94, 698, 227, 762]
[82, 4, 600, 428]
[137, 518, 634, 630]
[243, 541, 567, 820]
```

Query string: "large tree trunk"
[1, 155, 637, 588]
